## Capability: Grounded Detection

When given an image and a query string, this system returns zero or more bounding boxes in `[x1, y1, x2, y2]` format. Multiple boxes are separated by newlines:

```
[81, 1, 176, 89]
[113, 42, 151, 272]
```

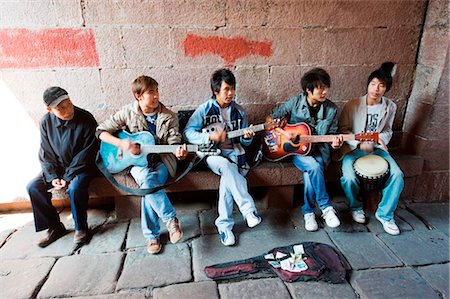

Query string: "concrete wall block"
[413, 138, 449, 172]
[83, 0, 166, 26]
[418, 31, 449, 67]
[93, 27, 126, 69]
[240, 104, 274, 125]
[163, 0, 226, 28]
[226, 0, 269, 28]
[301, 0, 426, 28]
[122, 28, 174, 68]
[234, 65, 269, 104]
[266, 0, 426, 29]
[423, 0, 449, 30]
[268, 65, 303, 104]
[300, 27, 420, 65]
[0, 0, 82, 28]
[413, 171, 449, 201]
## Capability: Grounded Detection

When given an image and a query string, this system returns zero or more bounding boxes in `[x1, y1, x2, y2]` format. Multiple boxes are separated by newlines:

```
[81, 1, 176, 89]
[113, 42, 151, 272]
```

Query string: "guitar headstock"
[355, 131, 379, 143]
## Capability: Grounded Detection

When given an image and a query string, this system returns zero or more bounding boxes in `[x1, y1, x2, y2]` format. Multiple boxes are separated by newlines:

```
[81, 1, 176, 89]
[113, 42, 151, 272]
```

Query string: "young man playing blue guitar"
[338, 62, 403, 235]
[184, 68, 261, 246]
[266, 68, 343, 232]
[97, 75, 188, 254]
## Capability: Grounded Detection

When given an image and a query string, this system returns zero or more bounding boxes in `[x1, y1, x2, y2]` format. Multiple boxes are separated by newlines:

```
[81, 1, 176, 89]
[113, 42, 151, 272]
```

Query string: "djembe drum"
[353, 155, 389, 210]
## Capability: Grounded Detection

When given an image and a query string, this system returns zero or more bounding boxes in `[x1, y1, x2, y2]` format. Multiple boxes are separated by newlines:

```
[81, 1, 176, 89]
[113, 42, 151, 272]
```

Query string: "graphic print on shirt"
[366, 104, 383, 132]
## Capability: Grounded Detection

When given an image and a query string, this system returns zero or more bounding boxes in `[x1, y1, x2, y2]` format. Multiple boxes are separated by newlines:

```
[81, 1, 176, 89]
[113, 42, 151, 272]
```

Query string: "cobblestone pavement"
[0, 199, 448, 299]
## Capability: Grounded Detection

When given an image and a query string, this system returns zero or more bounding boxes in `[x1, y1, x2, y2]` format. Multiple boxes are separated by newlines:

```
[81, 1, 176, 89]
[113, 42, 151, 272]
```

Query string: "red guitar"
[263, 122, 378, 161]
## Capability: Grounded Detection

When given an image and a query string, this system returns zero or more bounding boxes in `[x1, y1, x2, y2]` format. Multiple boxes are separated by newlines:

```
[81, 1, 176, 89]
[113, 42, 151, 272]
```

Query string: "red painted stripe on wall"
[0, 29, 99, 68]
[184, 34, 272, 65]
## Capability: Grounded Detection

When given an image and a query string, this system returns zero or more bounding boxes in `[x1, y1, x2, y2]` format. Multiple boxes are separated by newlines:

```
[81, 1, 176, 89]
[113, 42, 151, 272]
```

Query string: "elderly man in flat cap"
[27, 87, 99, 247]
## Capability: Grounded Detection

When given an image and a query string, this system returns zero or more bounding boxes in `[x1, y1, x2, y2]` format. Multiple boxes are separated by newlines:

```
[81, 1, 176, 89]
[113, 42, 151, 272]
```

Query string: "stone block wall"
[0, 0, 447, 202]
[402, 0, 449, 201]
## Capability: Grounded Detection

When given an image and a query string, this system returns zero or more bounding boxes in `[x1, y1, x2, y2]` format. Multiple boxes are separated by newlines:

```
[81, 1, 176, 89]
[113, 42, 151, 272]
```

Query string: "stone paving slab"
[116, 243, 191, 290]
[126, 213, 200, 249]
[59, 209, 111, 230]
[286, 280, 357, 299]
[218, 278, 291, 299]
[0, 257, 55, 299]
[377, 230, 449, 266]
[350, 267, 441, 299]
[153, 281, 219, 299]
[416, 263, 449, 299]
[192, 228, 333, 281]
[364, 211, 413, 234]
[395, 208, 429, 231]
[407, 203, 449, 236]
[329, 232, 403, 270]
[0, 225, 75, 259]
[80, 222, 128, 255]
[72, 294, 146, 299]
[38, 252, 123, 298]
[0, 228, 14, 247]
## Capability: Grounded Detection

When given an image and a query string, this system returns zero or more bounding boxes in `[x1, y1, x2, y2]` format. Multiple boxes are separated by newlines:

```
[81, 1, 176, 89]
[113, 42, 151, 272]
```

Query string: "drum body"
[353, 155, 389, 192]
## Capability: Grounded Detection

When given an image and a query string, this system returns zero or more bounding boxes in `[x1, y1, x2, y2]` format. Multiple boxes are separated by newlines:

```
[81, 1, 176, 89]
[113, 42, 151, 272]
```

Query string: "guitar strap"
[95, 152, 201, 196]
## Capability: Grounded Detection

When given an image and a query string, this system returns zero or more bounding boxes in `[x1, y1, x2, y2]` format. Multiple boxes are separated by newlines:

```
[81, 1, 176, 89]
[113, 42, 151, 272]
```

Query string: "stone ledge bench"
[86, 154, 423, 218]
[0, 154, 423, 217]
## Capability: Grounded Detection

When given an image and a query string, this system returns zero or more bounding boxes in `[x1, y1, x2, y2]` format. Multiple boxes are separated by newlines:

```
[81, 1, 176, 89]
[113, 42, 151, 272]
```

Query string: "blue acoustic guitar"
[100, 131, 219, 173]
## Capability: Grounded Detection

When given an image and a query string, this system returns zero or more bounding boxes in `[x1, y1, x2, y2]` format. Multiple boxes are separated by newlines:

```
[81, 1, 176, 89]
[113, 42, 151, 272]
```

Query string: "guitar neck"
[300, 134, 356, 143]
[140, 144, 198, 154]
[227, 124, 266, 139]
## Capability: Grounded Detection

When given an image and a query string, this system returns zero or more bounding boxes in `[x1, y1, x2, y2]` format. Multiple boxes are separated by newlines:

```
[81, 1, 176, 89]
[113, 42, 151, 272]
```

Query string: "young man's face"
[306, 84, 329, 106]
[215, 81, 235, 108]
[48, 99, 74, 120]
[137, 85, 160, 113]
[367, 78, 386, 101]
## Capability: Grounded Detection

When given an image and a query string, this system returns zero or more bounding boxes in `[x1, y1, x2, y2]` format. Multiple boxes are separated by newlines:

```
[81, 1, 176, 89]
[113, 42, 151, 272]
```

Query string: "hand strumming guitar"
[119, 138, 141, 155]
[209, 129, 227, 143]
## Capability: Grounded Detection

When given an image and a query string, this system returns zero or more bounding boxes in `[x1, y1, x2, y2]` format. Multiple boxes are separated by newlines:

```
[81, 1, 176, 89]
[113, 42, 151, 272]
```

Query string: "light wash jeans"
[340, 148, 404, 221]
[205, 150, 257, 232]
[130, 162, 176, 240]
[292, 155, 333, 215]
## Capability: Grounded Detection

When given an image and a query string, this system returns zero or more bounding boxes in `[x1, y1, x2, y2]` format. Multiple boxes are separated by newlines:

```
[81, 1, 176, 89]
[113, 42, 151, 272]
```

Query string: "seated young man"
[339, 62, 404, 235]
[97, 75, 188, 254]
[184, 68, 261, 246]
[266, 68, 343, 232]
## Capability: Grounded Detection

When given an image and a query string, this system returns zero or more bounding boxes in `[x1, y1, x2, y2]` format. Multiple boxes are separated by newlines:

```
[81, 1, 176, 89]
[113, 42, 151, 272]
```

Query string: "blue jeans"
[205, 150, 257, 232]
[292, 155, 333, 215]
[27, 172, 91, 231]
[340, 148, 404, 221]
[130, 162, 176, 240]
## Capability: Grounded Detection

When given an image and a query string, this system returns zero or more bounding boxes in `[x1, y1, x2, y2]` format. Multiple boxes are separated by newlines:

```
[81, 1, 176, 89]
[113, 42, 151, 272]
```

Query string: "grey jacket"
[337, 95, 397, 158]
[97, 101, 181, 177]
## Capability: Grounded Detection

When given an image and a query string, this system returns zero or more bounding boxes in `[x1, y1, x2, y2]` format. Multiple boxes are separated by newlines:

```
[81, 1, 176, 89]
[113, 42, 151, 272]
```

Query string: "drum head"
[353, 155, 389, 178]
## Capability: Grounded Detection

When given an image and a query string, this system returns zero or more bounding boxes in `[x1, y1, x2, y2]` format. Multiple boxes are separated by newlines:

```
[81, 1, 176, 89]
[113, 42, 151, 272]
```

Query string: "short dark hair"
[367, 62, 395, 92]
[300, 68, 331, 95]
[131, 75, 158, 100]
[210, 68, 236, 98]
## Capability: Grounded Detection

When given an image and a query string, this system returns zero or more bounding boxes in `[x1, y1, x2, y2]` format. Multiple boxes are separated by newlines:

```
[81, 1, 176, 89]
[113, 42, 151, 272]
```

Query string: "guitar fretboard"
[227, 124, 266, 139]
[299, 134, 356, 143]
[140, 144, 199, 154]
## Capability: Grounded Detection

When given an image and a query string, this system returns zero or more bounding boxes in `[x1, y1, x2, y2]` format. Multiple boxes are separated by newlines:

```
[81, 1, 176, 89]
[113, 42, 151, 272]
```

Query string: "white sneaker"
[322, 206, 341, 228]
[219, 229, 235, 246]
[304, 213, 318, 231]
[375, 213, 400, 235]
[245, 211, 262, 228]
[351, 210, 366, 224]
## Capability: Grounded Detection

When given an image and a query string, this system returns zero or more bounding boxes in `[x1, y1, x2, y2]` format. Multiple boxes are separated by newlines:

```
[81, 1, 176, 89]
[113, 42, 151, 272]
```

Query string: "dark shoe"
[166, 217, 183, 244]
[74, 229, 90, 244]
[146, 238, 161, 254]
[37, 226, 67, 248]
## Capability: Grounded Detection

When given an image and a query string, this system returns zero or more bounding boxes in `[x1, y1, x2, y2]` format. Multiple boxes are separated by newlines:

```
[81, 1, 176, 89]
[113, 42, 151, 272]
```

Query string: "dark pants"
[27, 172, 92, 231]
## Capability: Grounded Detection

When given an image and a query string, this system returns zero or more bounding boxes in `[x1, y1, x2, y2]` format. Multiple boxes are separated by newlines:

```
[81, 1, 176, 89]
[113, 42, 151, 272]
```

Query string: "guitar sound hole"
[293, 135, 300, 144]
